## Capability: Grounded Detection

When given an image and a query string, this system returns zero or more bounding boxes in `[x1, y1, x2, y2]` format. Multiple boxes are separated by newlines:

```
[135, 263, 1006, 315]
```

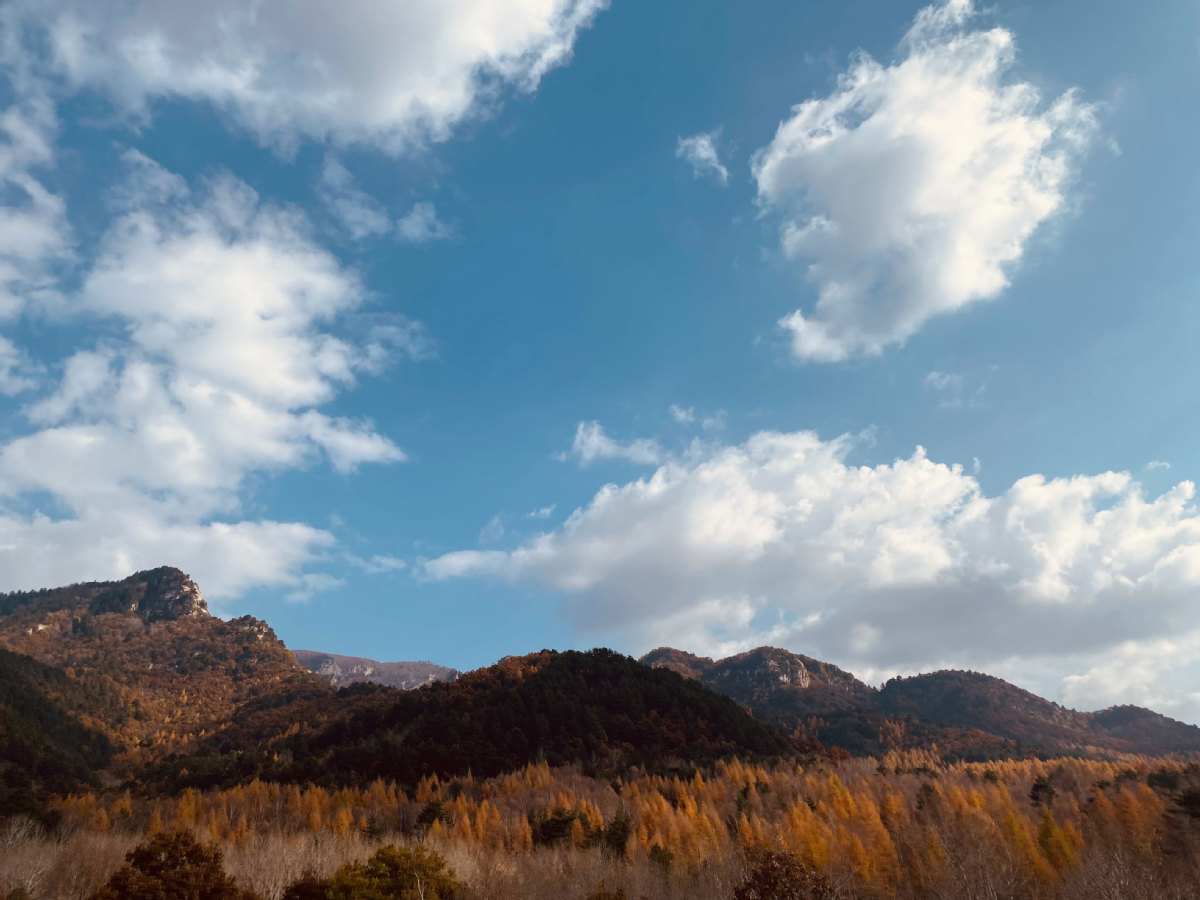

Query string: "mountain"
[5, 565, 1198, 818]
[293, 649, 459, 690]
[641, 646, 1200, 760]
[0, 569, 797, 800]
[878, 670, 1200, 756]
[643, 646, 875, 716]
[149, 648, 796, 793]
[0, 567, 323, 768]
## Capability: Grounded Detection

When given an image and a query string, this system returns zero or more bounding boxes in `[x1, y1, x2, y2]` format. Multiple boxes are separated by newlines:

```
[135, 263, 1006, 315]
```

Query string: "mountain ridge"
[292, 649, 460, 690]
[641, 645, 1200, 759]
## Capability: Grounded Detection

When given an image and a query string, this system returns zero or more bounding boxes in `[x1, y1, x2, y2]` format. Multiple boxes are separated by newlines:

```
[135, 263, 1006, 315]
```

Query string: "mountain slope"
[293, 649, 459, 690]
[0, 649, 117, 823]
[150, 648, 796, 793]
[879, 670, 1200, 757]
[642, 646, 1200, 759]
[0, 567, 323, 768]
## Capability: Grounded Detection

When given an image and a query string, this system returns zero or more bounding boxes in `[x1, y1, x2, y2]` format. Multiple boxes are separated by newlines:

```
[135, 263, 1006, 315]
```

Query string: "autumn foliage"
[0, 754, 1184, 899]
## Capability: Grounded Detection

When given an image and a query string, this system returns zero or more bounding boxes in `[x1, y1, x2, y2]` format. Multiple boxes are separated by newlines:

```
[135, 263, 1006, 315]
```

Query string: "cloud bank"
[6, 0, 606, 152]
[426, 429, 1200, 721]
[753, 0, 1097, 362]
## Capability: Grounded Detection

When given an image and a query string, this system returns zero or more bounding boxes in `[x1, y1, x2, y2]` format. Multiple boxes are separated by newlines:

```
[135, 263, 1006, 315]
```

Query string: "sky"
[1, 0, 1199, 721]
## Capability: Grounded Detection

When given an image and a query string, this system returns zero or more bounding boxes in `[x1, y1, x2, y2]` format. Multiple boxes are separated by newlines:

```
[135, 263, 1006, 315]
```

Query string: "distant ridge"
[641, 645, 1200, 760]
[293, 649, 459, 690]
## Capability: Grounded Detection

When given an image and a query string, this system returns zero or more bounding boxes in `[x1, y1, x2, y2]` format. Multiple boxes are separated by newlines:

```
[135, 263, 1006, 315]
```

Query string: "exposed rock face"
[708, 647, 813, 692]
[642, 645, 873, 714]
[293, 649, 460, 690]
[131, 567, 209, 623]
[0, 566, 209, 624]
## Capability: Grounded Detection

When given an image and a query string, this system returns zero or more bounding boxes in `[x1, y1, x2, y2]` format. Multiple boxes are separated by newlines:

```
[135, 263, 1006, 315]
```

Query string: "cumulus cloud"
[1147, 460, 1171, 472]
[676, 130, 729, 185]
[669, 405, 695, 424]
[526, 504, 557, 519]
[7, 0, 606, 153]
[426, 428, 1200, 720]
[753, 0, 1098, 362]
[560, 420, 664, 467]
[0, 154, 411, 600]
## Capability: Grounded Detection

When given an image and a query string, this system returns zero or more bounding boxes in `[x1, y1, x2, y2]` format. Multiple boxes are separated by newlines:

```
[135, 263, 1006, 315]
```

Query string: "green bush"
[327, 845, 463, 900]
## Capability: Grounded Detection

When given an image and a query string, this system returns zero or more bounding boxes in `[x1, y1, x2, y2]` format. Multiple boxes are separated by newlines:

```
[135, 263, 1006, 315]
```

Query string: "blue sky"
[2, 0, 1200, 719]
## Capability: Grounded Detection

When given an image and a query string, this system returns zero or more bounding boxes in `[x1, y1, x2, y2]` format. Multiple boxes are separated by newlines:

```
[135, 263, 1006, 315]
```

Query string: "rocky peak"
[230, 615, 276, 642]
[709, 647, 813, 691]
[89, 567, 209, 623]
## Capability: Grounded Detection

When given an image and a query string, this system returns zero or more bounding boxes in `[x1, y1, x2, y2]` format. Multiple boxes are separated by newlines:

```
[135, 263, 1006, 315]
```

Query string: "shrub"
[327, 845, 463, 900]
[733, 850, 833, 900]
[282, 871, 332, 900]
[88, 829, 261, 900]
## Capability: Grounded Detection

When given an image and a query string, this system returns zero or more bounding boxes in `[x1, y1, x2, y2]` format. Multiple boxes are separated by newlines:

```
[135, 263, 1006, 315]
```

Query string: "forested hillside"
[642, 646, 1200, 760]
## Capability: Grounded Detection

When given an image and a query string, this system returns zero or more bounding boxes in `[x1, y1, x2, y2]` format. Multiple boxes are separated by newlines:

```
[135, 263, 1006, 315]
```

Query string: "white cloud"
[0, 95, 70, 318]
[669, 404, 695, 424]
[0, 155, 410, 601]
[753, 0, 1097, 362]
[0, 336, 36, 394]
[318, 158, 450, 245]
[1147, 460, 1171, 472]
[362, 319, 437, 372]
[526, 504, 557, 519]
[285, 571, 346, 604]
[426, 429, 1200, 721]
[7, 0, 606, 153]
[358, 554, 408, 575]
[479, 514, 506, 545]
[676, 130, 729, 185]
[318, 157, 392, 240]
[396, 202, 451, 244]
[560, 420, 664, 467]
[923, 370, 963, 393]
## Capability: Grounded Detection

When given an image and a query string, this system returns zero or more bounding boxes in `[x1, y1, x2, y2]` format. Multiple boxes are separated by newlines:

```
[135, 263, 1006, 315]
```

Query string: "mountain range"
[639, 646, 1200, 760]
[2, 567, 1198, 822]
